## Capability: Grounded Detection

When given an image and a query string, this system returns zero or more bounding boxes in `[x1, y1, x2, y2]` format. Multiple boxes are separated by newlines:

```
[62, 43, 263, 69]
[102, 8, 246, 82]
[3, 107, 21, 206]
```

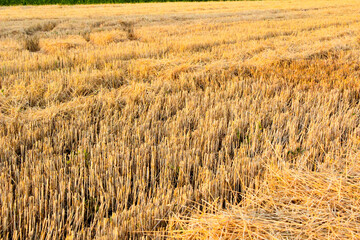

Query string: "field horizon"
[1, 0, 360, 239]
[1, 0, 260, 6]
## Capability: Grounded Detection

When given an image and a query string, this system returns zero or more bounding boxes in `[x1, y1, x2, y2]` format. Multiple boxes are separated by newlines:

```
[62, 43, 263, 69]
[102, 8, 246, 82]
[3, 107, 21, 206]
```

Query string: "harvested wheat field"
[1, 0, 360, 239]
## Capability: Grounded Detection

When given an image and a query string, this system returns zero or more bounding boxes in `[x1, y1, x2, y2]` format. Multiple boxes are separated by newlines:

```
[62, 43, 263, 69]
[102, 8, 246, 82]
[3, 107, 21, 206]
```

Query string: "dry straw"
[1, 0, 360, 239]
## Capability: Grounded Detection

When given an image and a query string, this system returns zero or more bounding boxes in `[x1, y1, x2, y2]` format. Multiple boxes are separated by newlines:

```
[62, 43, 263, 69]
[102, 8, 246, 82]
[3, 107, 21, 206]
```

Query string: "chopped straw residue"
[169, 166, 360, 239]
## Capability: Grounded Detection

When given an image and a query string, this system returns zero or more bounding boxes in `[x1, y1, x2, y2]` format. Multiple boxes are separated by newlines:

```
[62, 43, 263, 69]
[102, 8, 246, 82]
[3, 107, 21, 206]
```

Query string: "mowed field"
[1, 0, 360, 239]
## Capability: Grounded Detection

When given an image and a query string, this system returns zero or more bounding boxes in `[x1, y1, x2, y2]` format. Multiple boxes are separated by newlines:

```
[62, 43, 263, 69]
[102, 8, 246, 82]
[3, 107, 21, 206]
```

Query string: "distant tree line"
[1, 0, 248, 5]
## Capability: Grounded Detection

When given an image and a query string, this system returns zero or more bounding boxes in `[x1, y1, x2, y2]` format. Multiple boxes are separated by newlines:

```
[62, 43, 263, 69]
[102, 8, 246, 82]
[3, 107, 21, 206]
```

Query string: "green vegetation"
[1, 0, 251, 6]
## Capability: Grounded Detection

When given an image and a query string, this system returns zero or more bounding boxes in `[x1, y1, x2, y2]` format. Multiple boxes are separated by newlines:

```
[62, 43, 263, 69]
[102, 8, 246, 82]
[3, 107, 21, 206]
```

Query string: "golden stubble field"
[1, 0, 360, 239]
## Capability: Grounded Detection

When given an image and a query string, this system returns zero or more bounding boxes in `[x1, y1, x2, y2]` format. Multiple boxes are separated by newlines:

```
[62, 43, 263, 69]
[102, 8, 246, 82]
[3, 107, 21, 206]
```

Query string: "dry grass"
[1, 0, 360, 239]
[81, 30, 91, 42]
[168, 164, 360, 239]
[23, 34, 40, 52]
[120, 21, 138, 40]
[25, 22, 57, 35]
